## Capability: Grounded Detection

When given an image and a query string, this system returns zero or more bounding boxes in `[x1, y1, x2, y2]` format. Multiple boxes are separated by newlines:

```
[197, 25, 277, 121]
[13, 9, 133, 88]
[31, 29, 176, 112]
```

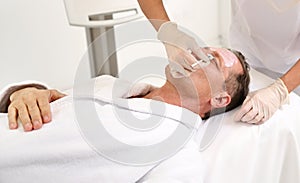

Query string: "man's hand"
[235, 78, 289, 124]
[158, 22, 209, 78]
[8, 87, 66, 131]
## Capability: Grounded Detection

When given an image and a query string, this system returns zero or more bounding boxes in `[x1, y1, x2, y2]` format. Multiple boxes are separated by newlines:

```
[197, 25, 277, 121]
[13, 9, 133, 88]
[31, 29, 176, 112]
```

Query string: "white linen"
[199, 98, 300, 183]
[0, 75, 202, 183]
[137, 140, 205, 183]
[196, 69, 300, 183]
[1, 70, 300, 183]
[140, 69, 300, 183]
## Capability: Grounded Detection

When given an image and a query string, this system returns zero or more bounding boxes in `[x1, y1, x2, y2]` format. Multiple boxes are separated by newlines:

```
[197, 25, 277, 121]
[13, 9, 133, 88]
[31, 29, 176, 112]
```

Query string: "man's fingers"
[49, 90, 66, 101]
[17, 104, 33, 132]
[37, 97, 51, 123]
[7, 106, 18, 129]
[7, 87, 66, 131]
[27, 103, 43, 130]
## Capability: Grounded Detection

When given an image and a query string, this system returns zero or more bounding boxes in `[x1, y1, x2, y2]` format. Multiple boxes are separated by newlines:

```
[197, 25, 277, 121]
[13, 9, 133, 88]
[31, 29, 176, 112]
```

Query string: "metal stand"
[86, 14, 119, 77]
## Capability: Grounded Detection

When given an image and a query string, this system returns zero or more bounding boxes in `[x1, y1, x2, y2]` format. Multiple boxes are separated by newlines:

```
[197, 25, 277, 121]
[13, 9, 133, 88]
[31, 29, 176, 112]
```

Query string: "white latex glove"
[157, 22, 209, 78]
[235, 78, 289, 124]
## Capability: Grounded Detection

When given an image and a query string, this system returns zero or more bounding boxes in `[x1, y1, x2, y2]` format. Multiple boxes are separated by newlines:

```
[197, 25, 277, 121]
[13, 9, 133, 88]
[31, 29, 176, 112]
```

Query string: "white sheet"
[0, 76, 202, 183]
[141, 69, 300, 183]
[1, 69, 300, 183]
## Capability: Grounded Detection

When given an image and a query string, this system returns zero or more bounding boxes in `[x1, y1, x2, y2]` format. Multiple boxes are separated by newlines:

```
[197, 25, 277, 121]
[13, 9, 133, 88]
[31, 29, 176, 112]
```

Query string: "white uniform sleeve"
[0, 81, 48, 113]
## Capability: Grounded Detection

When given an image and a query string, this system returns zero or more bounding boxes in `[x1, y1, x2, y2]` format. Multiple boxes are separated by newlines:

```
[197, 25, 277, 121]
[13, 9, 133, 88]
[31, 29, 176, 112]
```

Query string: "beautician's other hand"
[235, 78, 289, 124]
[8, 87, 66, 131]
[158, 22, 209, 77]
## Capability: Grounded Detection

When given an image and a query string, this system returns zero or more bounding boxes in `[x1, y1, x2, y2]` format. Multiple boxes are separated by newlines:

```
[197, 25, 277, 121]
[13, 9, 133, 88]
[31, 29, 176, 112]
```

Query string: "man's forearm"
[281, 59, 300, 93]
[137, 0, 170, 31]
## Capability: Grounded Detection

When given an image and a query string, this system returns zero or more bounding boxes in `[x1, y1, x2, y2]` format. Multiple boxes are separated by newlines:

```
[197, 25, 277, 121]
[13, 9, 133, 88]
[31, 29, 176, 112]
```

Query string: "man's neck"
[143, 81, 181, 107]
[143, 81, 208, 117]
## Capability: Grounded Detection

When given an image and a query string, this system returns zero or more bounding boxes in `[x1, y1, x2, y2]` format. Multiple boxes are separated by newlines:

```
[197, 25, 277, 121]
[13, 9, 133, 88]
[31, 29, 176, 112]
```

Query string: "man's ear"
[210, 92, 231, 108]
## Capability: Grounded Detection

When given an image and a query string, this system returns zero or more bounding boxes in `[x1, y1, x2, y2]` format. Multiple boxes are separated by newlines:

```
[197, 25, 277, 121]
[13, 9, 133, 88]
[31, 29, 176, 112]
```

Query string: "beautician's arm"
[137, 0, 208, 74]
[137, 0, 170, 31]
[235, 59, 300, 124]
[281, 59, 300, 92]
[6, 87, 65, 131]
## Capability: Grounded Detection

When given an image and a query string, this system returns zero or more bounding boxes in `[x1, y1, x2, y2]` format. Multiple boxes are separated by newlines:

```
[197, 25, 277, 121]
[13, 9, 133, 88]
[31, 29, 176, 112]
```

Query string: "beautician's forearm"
[137, 0, 170, 31]
[281, 59, 300, 92]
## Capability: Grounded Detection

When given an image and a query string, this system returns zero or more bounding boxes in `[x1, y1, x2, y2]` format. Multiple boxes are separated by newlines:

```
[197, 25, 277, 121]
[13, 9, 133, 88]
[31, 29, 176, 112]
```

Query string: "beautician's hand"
[8, 87, 66, 131]
[235, 78, 289, 124]
[158, 22, 209, 77]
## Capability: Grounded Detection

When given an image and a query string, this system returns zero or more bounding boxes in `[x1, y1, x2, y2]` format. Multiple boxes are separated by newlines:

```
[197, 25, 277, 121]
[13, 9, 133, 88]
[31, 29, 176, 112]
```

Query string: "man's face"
[197, 47, 244, 93]
[165, 47, 243, 101]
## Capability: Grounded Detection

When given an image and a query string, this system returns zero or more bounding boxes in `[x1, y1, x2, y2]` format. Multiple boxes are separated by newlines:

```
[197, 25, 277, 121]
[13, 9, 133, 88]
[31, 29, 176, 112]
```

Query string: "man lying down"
[0, 47, 250, 182]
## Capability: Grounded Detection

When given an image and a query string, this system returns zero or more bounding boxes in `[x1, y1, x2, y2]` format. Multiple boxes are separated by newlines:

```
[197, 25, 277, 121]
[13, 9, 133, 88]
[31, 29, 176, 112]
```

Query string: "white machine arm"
[63, 0, 143, 77]
[63, 0, 143, 27]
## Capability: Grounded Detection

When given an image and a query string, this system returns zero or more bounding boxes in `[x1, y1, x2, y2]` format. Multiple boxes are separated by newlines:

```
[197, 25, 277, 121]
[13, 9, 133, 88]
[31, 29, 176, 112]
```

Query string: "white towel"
[0, 75, 202, 183]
